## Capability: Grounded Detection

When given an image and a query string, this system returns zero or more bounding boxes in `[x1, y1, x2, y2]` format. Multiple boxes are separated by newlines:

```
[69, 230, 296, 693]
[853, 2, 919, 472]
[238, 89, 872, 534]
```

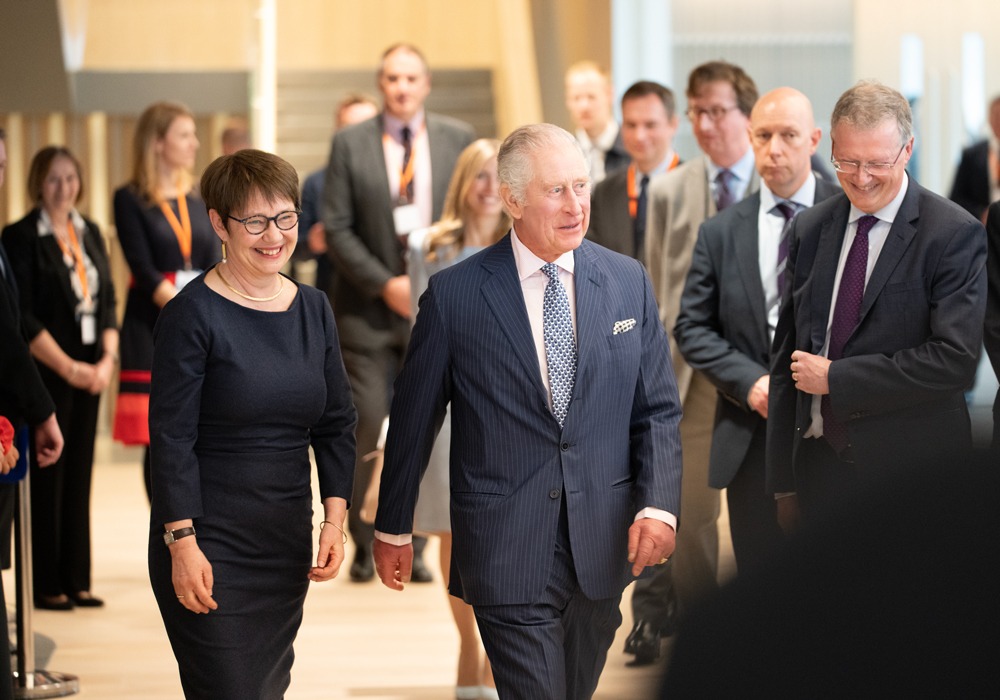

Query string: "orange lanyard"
[158, 190, 192, 268]
[626, 153, 680, 218]
[53, 219, 91, 303]
[383, 128, 419, 200]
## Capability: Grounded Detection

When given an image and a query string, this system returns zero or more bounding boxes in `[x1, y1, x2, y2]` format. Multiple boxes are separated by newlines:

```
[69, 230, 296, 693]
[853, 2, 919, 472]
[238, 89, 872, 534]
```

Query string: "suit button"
[560, 442, 570, 451]
[549, 489, 560, 499]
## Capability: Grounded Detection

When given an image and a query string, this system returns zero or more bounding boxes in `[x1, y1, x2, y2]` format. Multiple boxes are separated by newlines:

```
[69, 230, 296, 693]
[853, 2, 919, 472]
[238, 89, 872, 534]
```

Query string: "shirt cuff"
[374, 530, 412, 546]
[634, 507, 677, 532]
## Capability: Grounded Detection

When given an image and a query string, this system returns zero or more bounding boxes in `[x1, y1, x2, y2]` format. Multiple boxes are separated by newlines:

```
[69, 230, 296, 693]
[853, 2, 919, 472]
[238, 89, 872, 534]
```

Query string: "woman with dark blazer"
[111, 101, 219, 498]
[1, 145, 118, 610]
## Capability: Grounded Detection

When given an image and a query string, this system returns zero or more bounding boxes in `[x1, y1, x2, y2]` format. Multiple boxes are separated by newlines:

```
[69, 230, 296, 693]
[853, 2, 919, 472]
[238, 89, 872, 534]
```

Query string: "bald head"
[749, 87, 821, 198]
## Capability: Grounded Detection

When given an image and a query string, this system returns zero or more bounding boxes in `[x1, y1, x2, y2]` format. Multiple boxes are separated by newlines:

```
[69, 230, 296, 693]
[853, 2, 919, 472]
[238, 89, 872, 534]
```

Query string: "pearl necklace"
[216, 265, 283, 302]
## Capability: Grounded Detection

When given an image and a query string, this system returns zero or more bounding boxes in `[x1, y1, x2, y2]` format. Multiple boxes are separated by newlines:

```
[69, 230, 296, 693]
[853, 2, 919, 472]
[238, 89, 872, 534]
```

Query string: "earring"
[221, 241, 228, 263]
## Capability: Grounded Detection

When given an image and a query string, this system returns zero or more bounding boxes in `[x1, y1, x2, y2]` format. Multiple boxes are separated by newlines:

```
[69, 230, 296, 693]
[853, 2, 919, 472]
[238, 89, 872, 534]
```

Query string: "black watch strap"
[163, 526, 196, 546]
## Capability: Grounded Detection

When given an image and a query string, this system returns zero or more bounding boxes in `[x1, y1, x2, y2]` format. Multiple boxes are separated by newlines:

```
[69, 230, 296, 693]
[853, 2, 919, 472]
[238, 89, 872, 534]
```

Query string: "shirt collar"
[576, 121, 618, 152]
[706, 146, 755, 185]
[848, 171, 909, 225]
[638, 150, 679, 179]
[510, 228, 576, 281]
[382, 110, 425, 142]
[760, 172, 818, 214]
[37, 207, 86, 238]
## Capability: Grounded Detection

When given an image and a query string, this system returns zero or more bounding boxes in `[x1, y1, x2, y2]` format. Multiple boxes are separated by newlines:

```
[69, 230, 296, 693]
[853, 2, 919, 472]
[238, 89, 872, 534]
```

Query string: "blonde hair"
[130, 101, 194, 202]
[425, 139, 510, 262]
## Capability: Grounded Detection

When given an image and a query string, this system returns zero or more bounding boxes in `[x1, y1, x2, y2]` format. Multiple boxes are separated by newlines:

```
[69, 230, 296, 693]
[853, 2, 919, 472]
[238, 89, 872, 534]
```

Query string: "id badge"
[175, 268, 201, 291]
[393, 204, 421, 236]
[80, 312, 96, 345]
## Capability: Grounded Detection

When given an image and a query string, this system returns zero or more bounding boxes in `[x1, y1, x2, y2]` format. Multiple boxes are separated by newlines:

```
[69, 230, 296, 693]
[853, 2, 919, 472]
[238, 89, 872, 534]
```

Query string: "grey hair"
[831, 80, 913, 145]
[497, 123, 584, 203]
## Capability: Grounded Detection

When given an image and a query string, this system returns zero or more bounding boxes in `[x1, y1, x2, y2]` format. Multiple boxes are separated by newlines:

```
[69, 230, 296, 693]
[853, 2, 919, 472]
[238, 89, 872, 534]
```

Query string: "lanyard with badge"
[157, 186, 200, 290]
[384, 128, 422, 238]
[54, 219, 97, 345]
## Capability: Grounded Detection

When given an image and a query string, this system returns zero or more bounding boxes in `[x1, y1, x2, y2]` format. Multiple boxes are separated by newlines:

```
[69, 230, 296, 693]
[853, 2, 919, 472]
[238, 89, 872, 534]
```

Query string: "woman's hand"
[88, 354, 116, 394]
[309, 497, 348, 583]
[64, 360, 97, 390]
[169, 538, 218, 614]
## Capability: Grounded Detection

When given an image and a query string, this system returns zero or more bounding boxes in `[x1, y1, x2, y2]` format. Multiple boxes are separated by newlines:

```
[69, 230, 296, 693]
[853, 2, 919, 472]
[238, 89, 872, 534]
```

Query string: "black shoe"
[69, 591, 104, 608]
[409, 555, 433, 583]
[623, 620, 661, 666]
[349, 547, 375, 582]
[34, 594, 74, 611]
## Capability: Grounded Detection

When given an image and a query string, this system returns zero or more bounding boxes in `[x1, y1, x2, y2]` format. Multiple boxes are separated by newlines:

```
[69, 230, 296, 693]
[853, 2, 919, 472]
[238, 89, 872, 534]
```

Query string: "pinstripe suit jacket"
[375, 235, 683, 606]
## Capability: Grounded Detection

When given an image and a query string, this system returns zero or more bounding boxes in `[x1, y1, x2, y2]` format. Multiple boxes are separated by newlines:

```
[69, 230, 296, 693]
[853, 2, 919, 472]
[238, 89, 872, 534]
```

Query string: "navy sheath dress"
[147, 271, 356, 700]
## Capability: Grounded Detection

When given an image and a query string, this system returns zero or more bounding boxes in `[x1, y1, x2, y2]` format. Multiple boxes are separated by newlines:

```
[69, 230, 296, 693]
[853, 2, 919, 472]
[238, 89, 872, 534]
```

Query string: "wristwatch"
[163, 526, 196, 546]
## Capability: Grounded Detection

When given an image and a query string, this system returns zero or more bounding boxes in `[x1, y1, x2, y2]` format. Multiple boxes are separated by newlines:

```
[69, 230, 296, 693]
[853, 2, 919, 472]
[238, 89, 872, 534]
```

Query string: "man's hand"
[789, 351, 831, 396]
[307, 222, 328, 255]
[776, 494, 801, 536]
[34, 413, 64, 467]
[748, 374, 770, 417]
[381, 275, 411, 319]
[373, 539, 412, 591]
[627, 518, 676, 577]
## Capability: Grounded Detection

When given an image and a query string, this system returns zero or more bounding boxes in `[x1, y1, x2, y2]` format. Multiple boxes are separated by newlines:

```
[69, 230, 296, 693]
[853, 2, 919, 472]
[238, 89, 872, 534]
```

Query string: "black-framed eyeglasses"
[830, 143, 906, 175]
[228, 210, 301, 235]
[686, 105, 740, 122]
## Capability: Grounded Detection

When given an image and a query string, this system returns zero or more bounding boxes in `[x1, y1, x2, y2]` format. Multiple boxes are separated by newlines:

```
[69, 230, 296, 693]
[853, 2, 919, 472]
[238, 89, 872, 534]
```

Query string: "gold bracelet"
[320, 520, 348, 545]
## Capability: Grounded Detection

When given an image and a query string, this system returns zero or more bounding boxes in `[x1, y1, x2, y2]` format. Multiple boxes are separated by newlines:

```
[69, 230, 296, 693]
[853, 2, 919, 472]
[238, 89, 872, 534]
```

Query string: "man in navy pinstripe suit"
[373, 124, 683, 699]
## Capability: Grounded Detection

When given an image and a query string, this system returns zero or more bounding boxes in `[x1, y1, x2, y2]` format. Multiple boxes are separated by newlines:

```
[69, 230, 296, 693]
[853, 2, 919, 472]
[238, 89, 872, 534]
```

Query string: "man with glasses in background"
[766, 81, 987, 528]
[628, 61, 759, 665]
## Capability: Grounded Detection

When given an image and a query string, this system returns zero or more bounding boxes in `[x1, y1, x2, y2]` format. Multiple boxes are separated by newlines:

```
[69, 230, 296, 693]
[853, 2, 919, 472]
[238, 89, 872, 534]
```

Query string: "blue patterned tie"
[542, 263, 577, 427]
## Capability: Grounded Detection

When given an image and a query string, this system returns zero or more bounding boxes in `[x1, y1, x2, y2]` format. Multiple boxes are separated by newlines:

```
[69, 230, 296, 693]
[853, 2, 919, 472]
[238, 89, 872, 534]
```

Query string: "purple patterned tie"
[821, 214, 878, 453]
[715, 169, 735, 211]
[773, 202, 796, 298]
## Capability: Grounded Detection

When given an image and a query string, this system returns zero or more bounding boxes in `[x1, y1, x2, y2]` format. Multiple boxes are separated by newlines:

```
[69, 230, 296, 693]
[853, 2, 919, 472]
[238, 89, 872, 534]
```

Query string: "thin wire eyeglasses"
[227, 211, 301, 235]
[686, 105, 740, 122]
[830, 144, 906, 175]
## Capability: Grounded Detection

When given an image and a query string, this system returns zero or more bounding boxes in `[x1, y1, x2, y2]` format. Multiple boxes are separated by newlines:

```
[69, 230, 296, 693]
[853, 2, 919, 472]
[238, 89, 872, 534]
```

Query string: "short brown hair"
[687, 61, 758, 117]
[622, 80, 677, 119]
[27, 146, 85, 206]
[200, 149, 300, 221]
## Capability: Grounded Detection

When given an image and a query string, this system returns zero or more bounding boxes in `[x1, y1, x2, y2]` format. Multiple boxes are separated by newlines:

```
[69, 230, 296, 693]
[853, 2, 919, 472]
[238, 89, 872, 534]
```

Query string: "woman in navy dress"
[112, 101, 220, 499]
[147, 149, 357, 699]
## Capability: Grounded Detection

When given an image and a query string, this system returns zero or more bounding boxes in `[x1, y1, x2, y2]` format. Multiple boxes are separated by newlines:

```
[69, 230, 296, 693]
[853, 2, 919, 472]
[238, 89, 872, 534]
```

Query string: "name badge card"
[393, 204, 421, 236]
[175, 268, 201, 291]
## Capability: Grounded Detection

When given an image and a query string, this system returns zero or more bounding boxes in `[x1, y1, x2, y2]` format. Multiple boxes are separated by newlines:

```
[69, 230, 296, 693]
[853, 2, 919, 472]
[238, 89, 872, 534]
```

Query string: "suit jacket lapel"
[732, 194, 768, 348]
[858, 182, 919, 321]
[426, 115, 451, 221]
[571, 242, 606, 405]
[368, 116, 394, 214]
[479, 236, 549, 406]
[810, 200, 851, 353]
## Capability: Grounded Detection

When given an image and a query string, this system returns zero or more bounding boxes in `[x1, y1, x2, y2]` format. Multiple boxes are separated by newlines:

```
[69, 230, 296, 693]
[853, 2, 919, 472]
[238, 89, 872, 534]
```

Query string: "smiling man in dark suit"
[321, 44, 475, 582]
[372, 124, 682, 699]
[767, 81, 987, 526]
[675, 87, 840, 575]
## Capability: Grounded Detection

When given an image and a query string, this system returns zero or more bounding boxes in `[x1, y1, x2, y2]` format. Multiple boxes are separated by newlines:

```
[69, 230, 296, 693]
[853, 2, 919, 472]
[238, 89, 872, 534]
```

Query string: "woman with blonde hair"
[112, 101, 220, 498]
[406, 138, 509, 700]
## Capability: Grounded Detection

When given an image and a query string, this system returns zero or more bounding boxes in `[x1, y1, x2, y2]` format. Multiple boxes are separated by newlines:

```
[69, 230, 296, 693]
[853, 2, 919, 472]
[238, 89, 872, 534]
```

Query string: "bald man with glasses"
[767, 80, 987, 528]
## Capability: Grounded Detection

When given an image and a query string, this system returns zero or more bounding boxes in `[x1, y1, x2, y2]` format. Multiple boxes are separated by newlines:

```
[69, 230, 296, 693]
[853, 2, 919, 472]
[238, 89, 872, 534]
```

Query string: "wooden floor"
[4, 436, 734, 699]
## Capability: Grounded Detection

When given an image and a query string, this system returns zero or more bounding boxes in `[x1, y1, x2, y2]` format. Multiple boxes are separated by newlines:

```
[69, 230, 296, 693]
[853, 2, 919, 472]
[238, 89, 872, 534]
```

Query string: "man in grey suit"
[767, 81, 987, 526]
[675, 88, 840, 575]
[588, 80, 681, 262]
[372, 124, 682, 699]
[629, 61, 758, 664]
[322, 44, 475, 582]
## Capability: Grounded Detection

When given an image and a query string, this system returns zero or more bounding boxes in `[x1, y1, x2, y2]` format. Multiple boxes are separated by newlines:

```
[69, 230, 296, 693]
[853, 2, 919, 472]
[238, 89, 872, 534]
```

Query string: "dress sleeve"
[114, 187, 166, 297]
[310, 294, 358, 502]
[148, 290, 210, 523]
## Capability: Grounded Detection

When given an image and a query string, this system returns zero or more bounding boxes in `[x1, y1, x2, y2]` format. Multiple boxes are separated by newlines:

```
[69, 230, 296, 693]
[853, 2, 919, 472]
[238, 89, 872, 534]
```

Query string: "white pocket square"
[613, 318, 637, 335]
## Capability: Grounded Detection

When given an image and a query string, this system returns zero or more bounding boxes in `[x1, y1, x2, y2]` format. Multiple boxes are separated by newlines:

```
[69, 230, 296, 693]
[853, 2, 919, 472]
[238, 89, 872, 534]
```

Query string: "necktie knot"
[773, 202, 796, 222]
[542, 262, 560, 282]
[401, 125, 411, 145]
[855, 214, 878, 238]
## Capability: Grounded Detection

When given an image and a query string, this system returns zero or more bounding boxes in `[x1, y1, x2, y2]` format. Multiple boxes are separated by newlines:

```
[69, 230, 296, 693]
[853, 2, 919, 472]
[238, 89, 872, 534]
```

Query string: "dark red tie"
[821, 214, 878, 453]
[715, 169, 735, 211]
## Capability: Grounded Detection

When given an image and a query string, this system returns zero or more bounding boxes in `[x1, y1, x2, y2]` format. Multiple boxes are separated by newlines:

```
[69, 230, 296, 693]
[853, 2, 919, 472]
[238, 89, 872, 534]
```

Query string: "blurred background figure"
[293, 93, 378, 292]
[2, 146, 118, 611]
[406, 138, 510, 700]
[565, 60, 629, 184]
[220, 117, 252, 156]
[949, 95, 1000, 223]
[148, 149, 357, 699]
[111, 101, 221, 499]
